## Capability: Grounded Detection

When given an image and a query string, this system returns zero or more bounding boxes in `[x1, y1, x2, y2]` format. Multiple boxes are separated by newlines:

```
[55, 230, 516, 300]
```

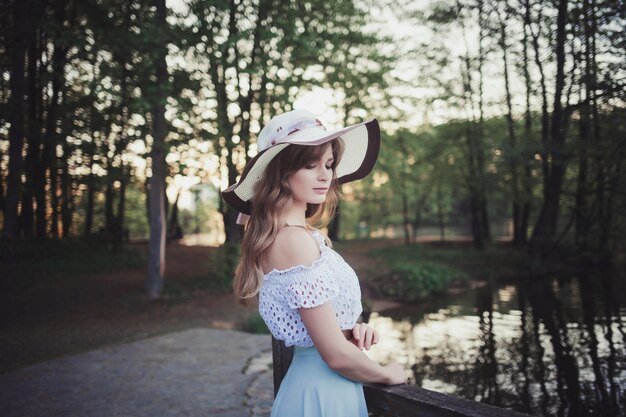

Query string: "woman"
[222, 109, 406, 417]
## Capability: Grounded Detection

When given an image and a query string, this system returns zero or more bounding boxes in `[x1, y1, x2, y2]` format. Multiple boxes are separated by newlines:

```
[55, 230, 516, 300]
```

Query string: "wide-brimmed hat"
[221, 109, 381, 215]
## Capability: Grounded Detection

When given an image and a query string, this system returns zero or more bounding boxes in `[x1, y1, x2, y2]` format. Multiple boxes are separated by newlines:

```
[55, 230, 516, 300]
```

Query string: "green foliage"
[370, 243, 476, 301]
[2, 0, 624, 268]
[241, 313, 270, 335]
[369, 240, 544, 302]
[341, 113, 548, 240]
[374, 252, 466, 301]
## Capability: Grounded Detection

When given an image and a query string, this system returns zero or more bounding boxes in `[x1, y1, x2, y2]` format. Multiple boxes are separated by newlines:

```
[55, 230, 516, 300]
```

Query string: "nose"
[318, 166, 330, 182]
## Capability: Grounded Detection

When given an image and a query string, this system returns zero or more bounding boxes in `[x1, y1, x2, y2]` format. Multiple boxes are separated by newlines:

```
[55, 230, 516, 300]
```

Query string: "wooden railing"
[272, 339, 530, 417]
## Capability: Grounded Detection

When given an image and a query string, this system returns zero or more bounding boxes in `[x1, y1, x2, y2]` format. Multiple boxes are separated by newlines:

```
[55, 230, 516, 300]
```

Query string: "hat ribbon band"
[268, 118, 326, 146]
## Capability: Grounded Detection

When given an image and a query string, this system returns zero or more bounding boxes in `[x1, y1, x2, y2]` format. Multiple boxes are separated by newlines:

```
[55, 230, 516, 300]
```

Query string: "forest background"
[1, 0, 625, 297]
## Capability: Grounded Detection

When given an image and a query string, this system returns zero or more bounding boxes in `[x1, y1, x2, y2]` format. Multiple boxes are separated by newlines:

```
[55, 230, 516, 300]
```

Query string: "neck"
[282, 201, 307, 227]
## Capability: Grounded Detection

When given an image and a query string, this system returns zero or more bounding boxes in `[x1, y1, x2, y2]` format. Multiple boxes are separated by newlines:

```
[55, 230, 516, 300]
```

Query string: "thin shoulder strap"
[283, 223, 321, 252]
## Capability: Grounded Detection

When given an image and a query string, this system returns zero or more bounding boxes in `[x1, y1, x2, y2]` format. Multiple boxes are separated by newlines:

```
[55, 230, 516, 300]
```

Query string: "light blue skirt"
[270, 346, 368, 417]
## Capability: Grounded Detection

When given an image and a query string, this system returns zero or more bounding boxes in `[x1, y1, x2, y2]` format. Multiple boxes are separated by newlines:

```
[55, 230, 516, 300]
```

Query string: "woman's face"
[288, 146, 334, 207]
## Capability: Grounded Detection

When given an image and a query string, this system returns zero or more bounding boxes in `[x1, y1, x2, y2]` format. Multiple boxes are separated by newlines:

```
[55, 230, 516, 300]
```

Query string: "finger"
[364, 327, 375, 350]
[361, 327, 370, 350]
[352, 324, 361, 341]
[372, 329, 380, 345]
[358, 325, 367, 350]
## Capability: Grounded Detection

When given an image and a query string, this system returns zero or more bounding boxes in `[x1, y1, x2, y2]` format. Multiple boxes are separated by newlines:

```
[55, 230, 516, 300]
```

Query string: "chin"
[309, 196, 327, 205]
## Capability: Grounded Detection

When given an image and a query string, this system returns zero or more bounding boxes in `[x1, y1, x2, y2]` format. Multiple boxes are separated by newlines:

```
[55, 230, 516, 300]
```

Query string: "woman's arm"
[300, 303, 407, 385]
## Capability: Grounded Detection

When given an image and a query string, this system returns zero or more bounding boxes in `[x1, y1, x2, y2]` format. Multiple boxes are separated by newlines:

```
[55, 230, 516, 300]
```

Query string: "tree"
[2, 0, 28, 244]
[145, 0, 169, 298]
[528, 0, 569, 261]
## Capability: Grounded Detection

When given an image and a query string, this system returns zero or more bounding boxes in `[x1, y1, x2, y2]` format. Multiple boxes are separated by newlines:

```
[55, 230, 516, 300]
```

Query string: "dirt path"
[0, 243, 256, 373]
[0, 238, 407, 373]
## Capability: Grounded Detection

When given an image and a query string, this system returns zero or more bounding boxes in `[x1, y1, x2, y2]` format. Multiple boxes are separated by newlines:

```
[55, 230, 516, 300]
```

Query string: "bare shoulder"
[264, 227, 321, 272]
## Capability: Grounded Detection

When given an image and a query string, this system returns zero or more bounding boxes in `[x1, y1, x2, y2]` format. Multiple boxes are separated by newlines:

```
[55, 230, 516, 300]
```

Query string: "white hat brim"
[222, 118, 380, 215]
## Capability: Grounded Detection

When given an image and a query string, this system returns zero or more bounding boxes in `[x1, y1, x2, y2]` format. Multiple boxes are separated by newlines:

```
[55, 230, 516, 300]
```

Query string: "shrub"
[206, 243, 241, 291]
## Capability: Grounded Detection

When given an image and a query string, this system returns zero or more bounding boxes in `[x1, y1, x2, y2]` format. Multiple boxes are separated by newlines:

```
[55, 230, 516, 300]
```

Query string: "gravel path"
[0, 328, 273, 417]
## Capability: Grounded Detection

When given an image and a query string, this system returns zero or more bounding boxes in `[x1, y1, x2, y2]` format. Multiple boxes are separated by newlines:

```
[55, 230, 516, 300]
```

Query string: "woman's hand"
[383, 361, 408, 385]
[301, 303, 402, 384]
[349, 323, 379, 351]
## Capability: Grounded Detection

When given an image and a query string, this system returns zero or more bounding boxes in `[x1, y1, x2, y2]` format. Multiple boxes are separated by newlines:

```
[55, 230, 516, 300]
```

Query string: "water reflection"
[367, 266, 626, 417]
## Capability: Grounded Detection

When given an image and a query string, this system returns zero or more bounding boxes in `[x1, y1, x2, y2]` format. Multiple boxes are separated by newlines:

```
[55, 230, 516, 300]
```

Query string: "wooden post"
[271, 336, 294, 397]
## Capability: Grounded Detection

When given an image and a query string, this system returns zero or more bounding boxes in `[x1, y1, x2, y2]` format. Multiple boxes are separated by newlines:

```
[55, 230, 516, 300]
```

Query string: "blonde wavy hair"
[234, 139, 345, 305]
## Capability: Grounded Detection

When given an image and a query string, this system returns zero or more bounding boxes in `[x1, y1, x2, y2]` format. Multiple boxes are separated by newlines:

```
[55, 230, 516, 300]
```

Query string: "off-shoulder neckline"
[262, 231, 329, 279]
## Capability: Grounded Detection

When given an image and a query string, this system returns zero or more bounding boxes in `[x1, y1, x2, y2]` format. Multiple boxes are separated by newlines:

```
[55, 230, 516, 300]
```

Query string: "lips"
[313, 188, 328, 193]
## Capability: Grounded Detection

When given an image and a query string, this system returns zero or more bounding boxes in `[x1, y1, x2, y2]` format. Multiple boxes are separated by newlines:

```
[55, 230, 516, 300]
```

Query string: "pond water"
[366, 265, 626, 417]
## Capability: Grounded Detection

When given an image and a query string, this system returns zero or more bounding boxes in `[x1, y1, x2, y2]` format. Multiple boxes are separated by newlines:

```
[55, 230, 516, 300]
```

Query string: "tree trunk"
[49, 128, 59, 238]
[475, 0, 490, 244]
[216, 77, 242, 243]
[21, 26, 40, 239]
[574, 44, 591, 254]
[459, 26, 486, 250]
[111, 171, 127, 251]
[112, 65, 131, 248]
[146, 0, 169, 299]
[499, 12, 522, 246]
[168, 189, 182, 240]
[411, 186, 432, 243]
[205, 0, 241, 245]
[527, 1, 551, 198]
[18, 190, 33, 238]
[213, 60, 239, 243]
[589, 1, 611, 256]
[84, 159, 95, 237]
[521, 3, 534, 246]
[61, 123, 71, 238]
[465, 122, 484, 249]
[528, 0, 569, 261]
[412, 209, 421, 243]
[574, 148, 590, 252]
[34, 20, 47, 239]
[105, 180, 114, 235]
[53, 2, 69, 238]
[401, 189, 410, 246]
[478, 198, 490, 242]
[0, 163, 5, 220]
[3, 0, 28, 242]
[235, 0, 270, 165]
[83, 52, 99, 238]
[118, 176, 127, 244]
[436, 180, 445, 241]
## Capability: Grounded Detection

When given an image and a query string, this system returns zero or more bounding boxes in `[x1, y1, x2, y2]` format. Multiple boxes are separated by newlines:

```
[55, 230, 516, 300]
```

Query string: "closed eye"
[305, 164, 333, 169]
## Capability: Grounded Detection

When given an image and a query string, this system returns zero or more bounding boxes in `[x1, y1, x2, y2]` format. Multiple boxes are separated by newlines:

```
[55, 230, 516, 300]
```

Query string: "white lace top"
[258, 230, 363, 347]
